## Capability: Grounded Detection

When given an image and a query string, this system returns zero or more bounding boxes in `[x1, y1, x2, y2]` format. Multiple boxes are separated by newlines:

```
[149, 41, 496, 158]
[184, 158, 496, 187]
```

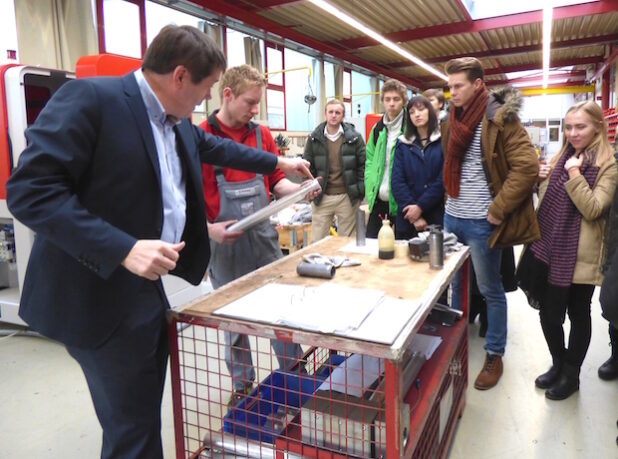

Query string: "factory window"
[351, 71, 372, 119]
[284, 48, 318, 132]
[145, 1, 203, 46]
[225, 29, 265, 69]
[265, 43, 285, 130]
[98, 0, 145, 58]
[324, 62, 335, 100]
[343, 69, 352, 120]
[0, 0, 18, 64]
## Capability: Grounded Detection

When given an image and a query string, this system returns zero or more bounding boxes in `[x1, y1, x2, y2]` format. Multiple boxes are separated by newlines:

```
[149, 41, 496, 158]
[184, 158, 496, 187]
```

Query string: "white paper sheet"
[213, 283, 384, 334]
[408, 333, 442, 360]
[338, 238, 379, 255]
[345, 296, 424, 344]
[318, 354, 382, 397]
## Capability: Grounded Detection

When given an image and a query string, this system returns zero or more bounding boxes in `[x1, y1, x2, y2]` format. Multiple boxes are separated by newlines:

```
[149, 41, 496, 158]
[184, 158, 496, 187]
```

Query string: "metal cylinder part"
[428, 225, 444, 270]
[355, 208, 366, 246]
[296, 262, 336, 279]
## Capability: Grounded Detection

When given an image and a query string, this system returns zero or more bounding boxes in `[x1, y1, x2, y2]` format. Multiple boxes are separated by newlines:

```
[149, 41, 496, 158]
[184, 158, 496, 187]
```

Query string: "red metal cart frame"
[169, 237, 469, 458]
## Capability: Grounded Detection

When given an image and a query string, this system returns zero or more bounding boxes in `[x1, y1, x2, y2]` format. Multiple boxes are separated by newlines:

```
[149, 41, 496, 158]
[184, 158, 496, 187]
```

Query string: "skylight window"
[461, 0, 597, 19]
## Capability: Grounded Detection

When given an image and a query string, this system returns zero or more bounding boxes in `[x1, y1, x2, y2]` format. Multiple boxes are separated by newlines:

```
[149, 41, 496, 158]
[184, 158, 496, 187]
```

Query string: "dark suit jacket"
[6, 73, 277, 348]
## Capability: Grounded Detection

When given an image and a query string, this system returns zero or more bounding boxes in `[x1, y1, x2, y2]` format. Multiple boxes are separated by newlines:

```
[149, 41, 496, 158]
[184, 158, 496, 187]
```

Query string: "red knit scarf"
[444, 86, 489, 197]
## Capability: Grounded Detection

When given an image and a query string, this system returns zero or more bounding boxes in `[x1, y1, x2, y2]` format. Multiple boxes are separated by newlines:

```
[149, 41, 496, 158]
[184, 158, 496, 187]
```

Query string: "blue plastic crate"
[223, 354, 346, 444]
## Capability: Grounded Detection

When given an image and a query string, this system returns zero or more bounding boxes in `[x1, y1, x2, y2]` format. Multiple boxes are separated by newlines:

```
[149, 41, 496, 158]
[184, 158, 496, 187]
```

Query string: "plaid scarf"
[443, 85, 488, 197]
[530, 146, 599, 287]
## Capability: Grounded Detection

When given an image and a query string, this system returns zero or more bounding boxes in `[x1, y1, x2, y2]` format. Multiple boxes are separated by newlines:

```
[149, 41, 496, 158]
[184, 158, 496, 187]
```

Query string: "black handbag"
[600, 248, 618, 328]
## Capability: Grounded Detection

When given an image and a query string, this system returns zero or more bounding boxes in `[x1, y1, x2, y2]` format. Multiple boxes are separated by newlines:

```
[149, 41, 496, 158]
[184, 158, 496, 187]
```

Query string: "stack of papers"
[214, 283, 384, 334]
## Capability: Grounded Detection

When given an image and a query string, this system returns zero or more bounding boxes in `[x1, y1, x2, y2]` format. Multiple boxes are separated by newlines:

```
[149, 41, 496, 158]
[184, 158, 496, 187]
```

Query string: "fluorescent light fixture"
[542, 3, 553, 88]
[505, 70, 542, 79]
[506, 67, 576, 80]
[307, 0, 448, 82]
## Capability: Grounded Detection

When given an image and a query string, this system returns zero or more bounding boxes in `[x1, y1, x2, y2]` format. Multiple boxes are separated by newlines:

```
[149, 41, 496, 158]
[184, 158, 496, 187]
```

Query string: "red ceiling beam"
[247, 0, 303, 11]
[484, 64, 590, 77]
[334, 0, 618, 49]
[413, 59, 599, 82]
[426, 72, 586, 87]
[383, 34, 616, 69]
[422, 33, 618, 64]
[508, 72, 586, 84]
[191, 0, 426, 88]
[485, 80, 590, 89]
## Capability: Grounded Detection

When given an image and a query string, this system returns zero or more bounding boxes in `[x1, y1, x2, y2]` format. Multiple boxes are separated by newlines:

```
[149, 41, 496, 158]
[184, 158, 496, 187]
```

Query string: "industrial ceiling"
[186, 0, 618, 90]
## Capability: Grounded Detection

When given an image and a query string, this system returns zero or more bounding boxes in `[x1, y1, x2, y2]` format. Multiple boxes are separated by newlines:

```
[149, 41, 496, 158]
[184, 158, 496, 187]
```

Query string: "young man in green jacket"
[365, 79, 408, 237]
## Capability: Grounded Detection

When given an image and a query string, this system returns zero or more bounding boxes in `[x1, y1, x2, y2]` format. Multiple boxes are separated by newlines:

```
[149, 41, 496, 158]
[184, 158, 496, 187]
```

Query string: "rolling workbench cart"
[168, 237, 469, 458]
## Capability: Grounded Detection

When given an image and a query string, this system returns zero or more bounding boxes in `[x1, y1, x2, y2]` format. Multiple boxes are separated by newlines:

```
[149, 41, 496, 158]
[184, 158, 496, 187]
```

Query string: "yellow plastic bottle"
[377, 219, 395, 260]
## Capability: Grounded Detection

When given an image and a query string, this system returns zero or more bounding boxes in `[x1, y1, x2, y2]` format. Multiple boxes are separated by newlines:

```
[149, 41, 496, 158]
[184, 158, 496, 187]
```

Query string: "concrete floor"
[1, 288, 617, 458]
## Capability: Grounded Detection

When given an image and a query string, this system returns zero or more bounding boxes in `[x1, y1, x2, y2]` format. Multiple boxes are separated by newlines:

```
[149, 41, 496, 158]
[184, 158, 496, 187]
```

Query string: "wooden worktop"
[172, 237, 468, 359]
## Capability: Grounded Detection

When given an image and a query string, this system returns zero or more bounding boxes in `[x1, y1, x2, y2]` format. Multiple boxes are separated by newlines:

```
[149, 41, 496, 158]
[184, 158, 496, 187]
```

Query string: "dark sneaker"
[474, 353, 503, 390]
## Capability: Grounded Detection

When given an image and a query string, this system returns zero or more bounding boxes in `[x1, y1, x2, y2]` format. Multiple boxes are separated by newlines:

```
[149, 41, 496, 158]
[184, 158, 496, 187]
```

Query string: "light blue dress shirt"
[134, 69, 187, 243]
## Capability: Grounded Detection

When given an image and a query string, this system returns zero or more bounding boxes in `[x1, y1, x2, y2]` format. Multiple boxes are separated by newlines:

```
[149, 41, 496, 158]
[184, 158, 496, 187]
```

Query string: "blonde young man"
[364, 79, 408, 237]
[423, 88, 448, 122]
[304, 99, 366, 240]
[200, 64, 319, 405]
[442, 57, 539, 390]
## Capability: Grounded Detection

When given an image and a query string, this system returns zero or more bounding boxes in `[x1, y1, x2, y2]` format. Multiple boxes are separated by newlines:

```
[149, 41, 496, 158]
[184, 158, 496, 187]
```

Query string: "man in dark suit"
[6, 25, 311, 459]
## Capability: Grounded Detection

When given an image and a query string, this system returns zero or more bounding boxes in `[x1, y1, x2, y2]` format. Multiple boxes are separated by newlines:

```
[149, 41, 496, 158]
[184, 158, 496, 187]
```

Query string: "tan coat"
[443, 87, 540, 248]
[538, 159, 618, 285]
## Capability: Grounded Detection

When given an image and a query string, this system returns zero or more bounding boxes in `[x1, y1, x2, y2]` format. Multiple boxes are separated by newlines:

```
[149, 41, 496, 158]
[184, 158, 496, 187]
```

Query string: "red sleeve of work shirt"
[200, 119, 285, 222]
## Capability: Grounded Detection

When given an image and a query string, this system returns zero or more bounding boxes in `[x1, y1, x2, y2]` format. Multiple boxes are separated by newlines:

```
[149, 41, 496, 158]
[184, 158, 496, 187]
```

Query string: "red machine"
[0, 54, 209, 325]
[0, 64, 74, 324]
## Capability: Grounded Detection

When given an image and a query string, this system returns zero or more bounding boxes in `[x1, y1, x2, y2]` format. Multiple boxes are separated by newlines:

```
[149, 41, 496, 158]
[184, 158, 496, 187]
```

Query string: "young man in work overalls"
[200, 64, 320, 407]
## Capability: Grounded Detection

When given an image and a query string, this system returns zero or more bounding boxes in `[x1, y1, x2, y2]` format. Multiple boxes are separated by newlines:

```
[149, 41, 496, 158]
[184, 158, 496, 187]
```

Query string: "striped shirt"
[445, 123, 493, 219]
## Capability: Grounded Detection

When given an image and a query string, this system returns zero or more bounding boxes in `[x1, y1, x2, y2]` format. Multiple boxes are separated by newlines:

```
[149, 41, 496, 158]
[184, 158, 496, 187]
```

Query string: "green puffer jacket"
[364, 114, 407, 215]
[303, 121, 366, 205]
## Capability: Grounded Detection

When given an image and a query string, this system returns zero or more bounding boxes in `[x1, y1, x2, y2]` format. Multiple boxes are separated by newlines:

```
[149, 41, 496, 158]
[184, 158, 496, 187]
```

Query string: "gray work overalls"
[208, 127, 302, 389]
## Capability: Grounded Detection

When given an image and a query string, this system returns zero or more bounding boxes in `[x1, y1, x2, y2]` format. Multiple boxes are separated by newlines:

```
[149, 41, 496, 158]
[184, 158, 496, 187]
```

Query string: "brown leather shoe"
[474, 353, 503, 390]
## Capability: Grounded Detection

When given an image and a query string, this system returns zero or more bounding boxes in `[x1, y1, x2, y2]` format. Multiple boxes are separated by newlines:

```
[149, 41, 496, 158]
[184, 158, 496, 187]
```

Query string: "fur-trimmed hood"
[486, 86, 523, 123]
[396, 127, 441, 146]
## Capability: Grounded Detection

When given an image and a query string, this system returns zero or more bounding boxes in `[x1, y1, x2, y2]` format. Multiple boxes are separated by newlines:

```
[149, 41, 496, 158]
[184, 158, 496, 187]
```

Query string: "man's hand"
[208, 220, 243, 244]
[277, 157, 314, 179]
[302, 177, 322, 201]
[487, 213, 503, 225]
[403, 204, 422, 223]
[538, 163, 552, 182]
[413, 217, 428, 231]
[121, 240, 185, 281]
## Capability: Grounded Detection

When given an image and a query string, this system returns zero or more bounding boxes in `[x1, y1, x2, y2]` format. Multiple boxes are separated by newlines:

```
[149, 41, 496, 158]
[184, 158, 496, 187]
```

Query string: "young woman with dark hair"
[390, 95, 444, 240]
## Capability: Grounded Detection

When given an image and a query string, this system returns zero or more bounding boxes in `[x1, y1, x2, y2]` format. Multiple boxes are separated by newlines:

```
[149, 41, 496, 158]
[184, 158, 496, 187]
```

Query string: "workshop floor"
[1, 288, 617, 458]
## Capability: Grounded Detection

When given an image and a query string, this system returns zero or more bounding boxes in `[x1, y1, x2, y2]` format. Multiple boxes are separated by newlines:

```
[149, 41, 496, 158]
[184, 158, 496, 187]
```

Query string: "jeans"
[445, 214, 507, 355]
[225, 332, 303, 390]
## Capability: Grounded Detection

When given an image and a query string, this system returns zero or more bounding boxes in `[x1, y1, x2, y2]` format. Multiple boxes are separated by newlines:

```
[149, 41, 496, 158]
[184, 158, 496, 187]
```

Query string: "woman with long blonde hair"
[517, 100, 618, 400]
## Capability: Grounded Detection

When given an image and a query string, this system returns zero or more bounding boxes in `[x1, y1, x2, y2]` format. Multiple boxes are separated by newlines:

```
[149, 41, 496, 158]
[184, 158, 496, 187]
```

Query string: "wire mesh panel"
[167, 246, 471, 459]
[170, 320, 389, 459]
